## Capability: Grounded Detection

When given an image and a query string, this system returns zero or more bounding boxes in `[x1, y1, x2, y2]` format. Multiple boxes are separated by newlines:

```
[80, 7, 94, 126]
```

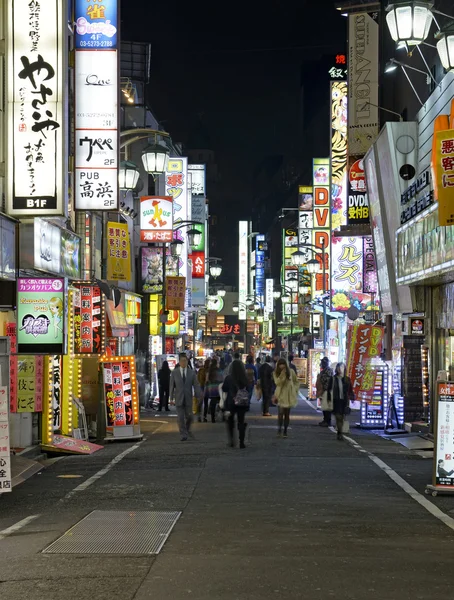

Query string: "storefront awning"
[105, 299, 129, 337]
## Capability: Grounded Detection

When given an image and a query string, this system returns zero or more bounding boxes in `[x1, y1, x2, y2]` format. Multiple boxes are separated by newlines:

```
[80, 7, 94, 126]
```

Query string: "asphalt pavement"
[1, 396, 453, 600]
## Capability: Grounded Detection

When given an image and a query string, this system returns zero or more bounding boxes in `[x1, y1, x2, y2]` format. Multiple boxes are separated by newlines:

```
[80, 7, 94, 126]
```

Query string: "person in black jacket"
[222, 359, 249, 449]
[330, 362, 353, 440]
[158, 360, 171, 411]
[259, 355, 274, 416]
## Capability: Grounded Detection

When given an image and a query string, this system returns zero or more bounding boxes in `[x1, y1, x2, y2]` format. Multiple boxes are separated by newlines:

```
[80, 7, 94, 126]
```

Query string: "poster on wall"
[61, 230, 81, 278]
[7, 0, 64, 216]
[106, 222, 131, 282]
[17, 278, 65, 354]
[141, 247, 179, 294]
[73, 284, 103, 354]
[435, 382, 454, 489]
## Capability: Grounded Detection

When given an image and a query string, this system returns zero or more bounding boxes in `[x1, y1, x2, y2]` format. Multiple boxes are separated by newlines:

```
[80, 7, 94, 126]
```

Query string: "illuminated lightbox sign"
[188, 164, 206, 196]
[140, 196, 173, 242]
[8, 0, 64, 216]
[75, 0, 118, 49]
[239, 222, 248, 320]
[75, 48, 118, 210]
[17, 278, 65, 354]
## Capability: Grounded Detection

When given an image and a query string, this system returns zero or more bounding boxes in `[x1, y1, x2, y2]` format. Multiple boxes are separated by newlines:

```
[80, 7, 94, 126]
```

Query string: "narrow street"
[1, 398, 453, 600]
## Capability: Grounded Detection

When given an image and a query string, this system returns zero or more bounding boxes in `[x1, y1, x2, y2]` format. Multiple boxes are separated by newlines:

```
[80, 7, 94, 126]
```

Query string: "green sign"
[17, 278, 65, 354]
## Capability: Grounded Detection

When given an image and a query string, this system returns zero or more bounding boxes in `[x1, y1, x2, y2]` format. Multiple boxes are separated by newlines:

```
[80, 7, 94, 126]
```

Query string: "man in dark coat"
[259, 355, 274, 416]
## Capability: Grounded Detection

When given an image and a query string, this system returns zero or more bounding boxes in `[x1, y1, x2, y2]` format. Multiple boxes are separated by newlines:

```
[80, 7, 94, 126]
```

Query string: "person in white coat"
[273, 358, 299, 437]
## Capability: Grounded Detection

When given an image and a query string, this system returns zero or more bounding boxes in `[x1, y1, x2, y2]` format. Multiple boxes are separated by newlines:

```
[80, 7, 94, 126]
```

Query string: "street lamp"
[118, 160, 140, 190]
[291, 250, 307, 266]
[306, 258, 320, 275]
[170, 239, 184, 257]
[273, 290, 281, 299]
[385, 2, 434, 46]
[210, 263, 222, 278]
[217, 288, 226, 298]
[187, 228, 202, 248]
[436, 23, 454, 71]
[141, 142, 170, 176]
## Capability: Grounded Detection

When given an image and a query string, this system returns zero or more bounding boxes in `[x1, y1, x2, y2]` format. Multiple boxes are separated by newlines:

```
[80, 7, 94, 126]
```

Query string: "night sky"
[122, 1, 347, 283]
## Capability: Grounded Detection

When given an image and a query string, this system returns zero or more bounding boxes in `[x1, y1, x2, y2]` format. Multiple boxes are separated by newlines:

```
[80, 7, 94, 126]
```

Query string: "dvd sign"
[347, 157, 369, 225]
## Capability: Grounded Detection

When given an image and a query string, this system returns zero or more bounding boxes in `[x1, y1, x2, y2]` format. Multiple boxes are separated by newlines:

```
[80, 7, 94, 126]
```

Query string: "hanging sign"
[0, 386, 12, 493]
[166, 276, 186, 311]
[7, 0, 65, 216]
[312, 159, 331, 299]
[433, 130, 454, 227]
[140, 196, 173, 242]
[73, 284, 103, 354]
[74, 0, 119, 211]
[106, 222, 131, 281]
[347, 325, 384, 403]
[75, 0, 118, 49]
[347, 157, 370, 225]
[50, 355, 62, 431]
[17, 278, 65, 354]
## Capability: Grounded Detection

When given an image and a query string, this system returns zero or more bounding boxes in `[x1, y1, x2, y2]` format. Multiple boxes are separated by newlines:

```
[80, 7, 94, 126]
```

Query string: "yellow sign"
[107, 222, 131, 281]
[166, 276, 186, 311]
[149, 295, 181, 336]
[434, 129, 454, 226]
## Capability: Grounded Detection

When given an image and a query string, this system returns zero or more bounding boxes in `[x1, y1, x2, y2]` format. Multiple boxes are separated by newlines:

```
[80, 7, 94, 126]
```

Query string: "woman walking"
[222, 359, 250, 448]
[316, 357, 334, 427]
[157, 360, 171, 411]
[197, 358, 211, 422]
[330, 362, 353, 440]
[273, 358, 299, 437]
[205, 358, 224, 423]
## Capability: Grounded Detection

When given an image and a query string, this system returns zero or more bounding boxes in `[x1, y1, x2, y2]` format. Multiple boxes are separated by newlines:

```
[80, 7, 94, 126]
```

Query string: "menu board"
[103, 360, 133, 427]
[435, 382, 454, 489]
[402, 336, 425, 422]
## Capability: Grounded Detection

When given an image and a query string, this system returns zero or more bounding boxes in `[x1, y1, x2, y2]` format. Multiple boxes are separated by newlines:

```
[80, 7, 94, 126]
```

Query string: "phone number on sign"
[78, 41, 114, 48]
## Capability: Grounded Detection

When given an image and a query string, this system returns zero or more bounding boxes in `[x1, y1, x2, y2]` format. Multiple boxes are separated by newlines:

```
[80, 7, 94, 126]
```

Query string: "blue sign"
[256, 235, 265, 297]
[75, 0, 118, 49]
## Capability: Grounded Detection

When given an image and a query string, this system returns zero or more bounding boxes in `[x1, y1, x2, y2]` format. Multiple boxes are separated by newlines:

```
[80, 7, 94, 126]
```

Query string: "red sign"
[189, 251, 205, 278]
[219, 324, 241, 335]
[103, 360, 134, 427]
[6, 323, 17, 412]
[141, 230, 173, 243]
[74, 285, 103, 354]
[347, 325, 384, 403]
[49, 435, 103, 455]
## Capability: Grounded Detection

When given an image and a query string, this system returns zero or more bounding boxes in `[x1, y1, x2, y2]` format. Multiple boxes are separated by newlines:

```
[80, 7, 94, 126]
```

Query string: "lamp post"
[160, 220, 203, 353]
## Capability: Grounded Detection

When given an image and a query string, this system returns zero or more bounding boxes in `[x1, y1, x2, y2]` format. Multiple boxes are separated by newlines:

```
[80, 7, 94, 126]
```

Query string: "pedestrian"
[259, 355, 274, 416]
[316, 357, 334, 427]
[157, 360, 171, 412]
[256, 356, 261, 368]
[245, 355, 257, 400]
[330, 362, 353, 440]
[222, 359, 250, 449]
[170, 352, 202, 441]
[288, 354, 297, 375]
[197, 358, 211, 422]
[205, 358, 224, 423]
[273, 358, 299, 437]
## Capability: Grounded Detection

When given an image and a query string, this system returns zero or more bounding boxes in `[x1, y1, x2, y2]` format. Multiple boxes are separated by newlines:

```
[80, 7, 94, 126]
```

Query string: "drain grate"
[42, 510, 181, 555]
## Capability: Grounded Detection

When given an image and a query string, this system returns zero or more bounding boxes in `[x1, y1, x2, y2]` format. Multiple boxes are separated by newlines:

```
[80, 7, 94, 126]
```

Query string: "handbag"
[218, 383, 227, 409]
[342, 420, 350, 434]
[254, 383, 262, 401]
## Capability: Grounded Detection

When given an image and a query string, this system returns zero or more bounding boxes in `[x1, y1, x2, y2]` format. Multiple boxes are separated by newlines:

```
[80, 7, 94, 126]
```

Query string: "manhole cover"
[42, 510, 181, 555]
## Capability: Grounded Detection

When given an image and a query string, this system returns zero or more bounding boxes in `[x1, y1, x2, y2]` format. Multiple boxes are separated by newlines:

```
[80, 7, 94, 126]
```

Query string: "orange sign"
[347, 325, 384, 403]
